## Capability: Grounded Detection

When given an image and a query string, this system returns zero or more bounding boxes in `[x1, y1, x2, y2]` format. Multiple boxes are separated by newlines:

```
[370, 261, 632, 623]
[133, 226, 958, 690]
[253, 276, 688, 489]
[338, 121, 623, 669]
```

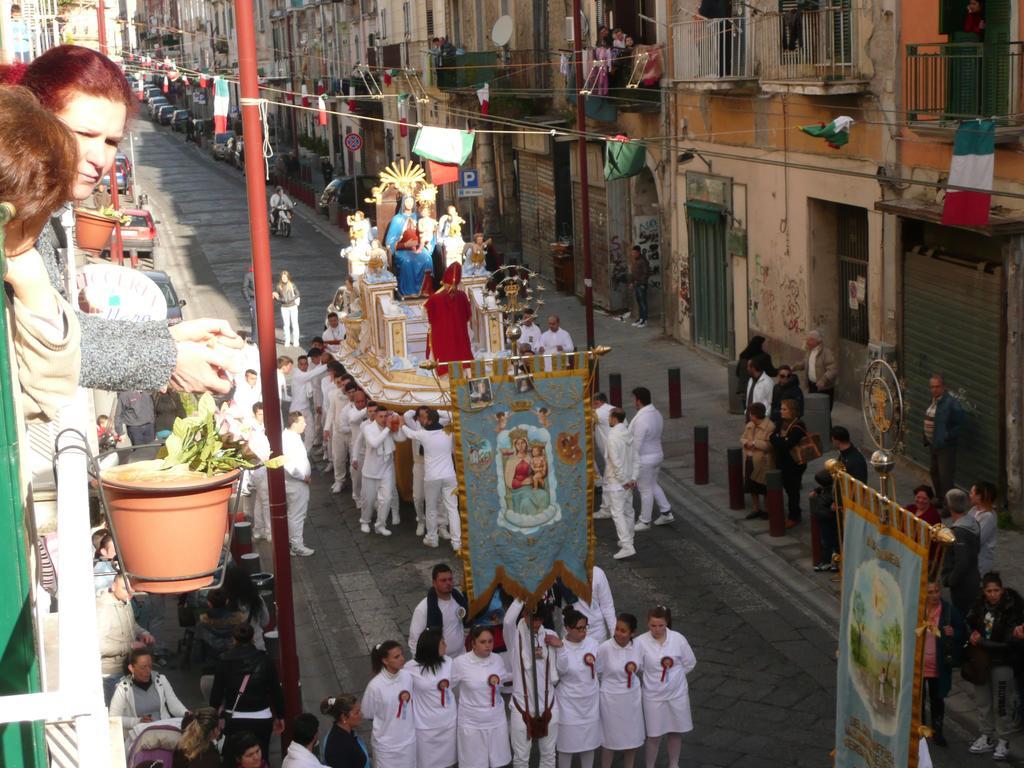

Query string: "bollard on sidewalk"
[239, 551, 261, 576]
[668, 368, 682, 419]
[694, 426, 709, 485]
[727, 447, 745, 510]
[231, 520, 253, 561]
[609, 373, 622, 408]
[766, 470, 785, 537]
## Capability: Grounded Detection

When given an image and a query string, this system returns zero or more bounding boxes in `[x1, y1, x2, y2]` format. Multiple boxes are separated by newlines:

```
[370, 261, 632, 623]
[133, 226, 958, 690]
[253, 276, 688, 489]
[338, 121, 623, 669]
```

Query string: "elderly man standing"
[793, 330, 838, 409]
[925, 373, 965, 512]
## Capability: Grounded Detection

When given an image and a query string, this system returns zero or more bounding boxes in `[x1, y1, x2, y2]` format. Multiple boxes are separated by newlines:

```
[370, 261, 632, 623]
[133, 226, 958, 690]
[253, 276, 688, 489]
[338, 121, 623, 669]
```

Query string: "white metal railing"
[0, 412, 113, 767]
[673, 16, 753, 81]
[752, 5, 856, 82]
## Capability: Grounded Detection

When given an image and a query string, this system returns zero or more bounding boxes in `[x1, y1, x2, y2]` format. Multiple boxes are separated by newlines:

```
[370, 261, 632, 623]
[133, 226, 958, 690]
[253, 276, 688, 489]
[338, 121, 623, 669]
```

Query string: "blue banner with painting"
[449, 354, 595, 614]
[835, 473, 932, 768]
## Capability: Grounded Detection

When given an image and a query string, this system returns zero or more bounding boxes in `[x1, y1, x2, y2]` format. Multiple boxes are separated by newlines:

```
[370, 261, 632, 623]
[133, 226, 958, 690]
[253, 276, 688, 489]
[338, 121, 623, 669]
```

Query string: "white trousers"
[635, 459, 670, 524]
[253, 467, 271, 536]
[424, 476, 457, 541]
[280, 305, 299, 346]
[285, 478, 309, 548]
[607, 488, 634, 549]
[510, 708, 558, 768]
[331, 430, 349, 487]
[412, 460, 425, 523]
[361, 468, 395, 528]
[350, 440, 362, 504]
[300, 409, 316, 454]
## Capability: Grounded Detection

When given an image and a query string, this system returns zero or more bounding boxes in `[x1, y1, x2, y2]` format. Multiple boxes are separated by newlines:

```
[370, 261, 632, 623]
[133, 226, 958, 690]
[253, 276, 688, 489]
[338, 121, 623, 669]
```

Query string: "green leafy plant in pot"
[99, 393, 283, 594]
[74, 205, 132, 251]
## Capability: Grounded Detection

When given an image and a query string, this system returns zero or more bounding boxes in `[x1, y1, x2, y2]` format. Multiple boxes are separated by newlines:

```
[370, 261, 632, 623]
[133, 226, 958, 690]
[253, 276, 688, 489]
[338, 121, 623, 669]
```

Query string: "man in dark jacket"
[771, 365, 804, 423]
[831, 426, 868, 483]
[924, 374, 965, 512]
[941, 488, 981, 617]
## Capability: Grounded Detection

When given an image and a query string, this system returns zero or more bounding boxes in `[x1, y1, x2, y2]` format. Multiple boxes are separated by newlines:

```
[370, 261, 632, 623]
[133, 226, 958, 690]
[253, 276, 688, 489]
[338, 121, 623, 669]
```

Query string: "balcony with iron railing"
[672, 17, 756, 88]
[753, 5, 867, 93]
[905, 41, 1024, 141]
[434, 51, 500, 91]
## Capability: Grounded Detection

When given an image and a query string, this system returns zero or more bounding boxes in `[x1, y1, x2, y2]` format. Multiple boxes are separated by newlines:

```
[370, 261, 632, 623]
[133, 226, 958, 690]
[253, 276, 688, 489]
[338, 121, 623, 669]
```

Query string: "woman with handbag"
[209, 624, 285, 761]
[739, 403, 775, 520]
[769, 399, 811, 529]
[964, 572, 1023, 761]
[920, 581, 965, 748]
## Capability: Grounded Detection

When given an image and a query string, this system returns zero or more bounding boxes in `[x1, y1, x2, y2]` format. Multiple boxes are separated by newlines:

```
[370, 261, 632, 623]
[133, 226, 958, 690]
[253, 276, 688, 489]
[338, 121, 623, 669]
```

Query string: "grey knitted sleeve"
[76, 312, 177, 391]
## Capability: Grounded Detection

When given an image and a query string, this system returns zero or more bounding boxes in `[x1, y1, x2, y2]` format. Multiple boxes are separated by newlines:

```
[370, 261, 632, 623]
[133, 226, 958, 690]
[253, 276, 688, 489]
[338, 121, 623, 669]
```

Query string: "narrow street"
[132, 119, 997, 767]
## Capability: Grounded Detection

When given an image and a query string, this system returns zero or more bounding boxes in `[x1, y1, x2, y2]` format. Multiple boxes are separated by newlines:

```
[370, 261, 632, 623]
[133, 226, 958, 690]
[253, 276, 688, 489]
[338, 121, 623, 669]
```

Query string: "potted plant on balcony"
[98, 393, 282, 594]
[74, 205, 130, 251]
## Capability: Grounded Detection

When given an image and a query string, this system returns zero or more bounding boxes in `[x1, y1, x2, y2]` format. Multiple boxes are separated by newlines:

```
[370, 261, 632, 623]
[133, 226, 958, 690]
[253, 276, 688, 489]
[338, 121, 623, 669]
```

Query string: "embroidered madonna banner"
[835, 472, 933, 768]
[449, 353, 595, 615]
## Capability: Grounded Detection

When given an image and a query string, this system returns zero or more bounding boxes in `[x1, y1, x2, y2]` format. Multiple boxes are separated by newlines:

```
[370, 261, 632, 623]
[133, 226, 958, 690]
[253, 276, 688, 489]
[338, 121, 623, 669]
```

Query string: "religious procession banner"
[448, 353, 595, 615]
[835, 472, 932, 768]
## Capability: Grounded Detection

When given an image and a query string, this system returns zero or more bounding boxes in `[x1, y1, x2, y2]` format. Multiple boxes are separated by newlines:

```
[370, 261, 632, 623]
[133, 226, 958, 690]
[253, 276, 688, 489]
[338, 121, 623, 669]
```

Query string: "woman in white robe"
[597, 612, 645, 767]
[452, 626, 512, 768]
[405, 628, 457, 768]
[554, 607, 603, 768]
[361, 640, 418, 768]
[634, 606, 696, 768]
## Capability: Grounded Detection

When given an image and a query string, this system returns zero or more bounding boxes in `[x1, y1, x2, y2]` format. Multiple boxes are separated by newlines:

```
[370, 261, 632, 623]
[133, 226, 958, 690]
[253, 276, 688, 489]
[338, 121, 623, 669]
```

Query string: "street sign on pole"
[344, 132, 363, 152]
[458, 167, 483, 197]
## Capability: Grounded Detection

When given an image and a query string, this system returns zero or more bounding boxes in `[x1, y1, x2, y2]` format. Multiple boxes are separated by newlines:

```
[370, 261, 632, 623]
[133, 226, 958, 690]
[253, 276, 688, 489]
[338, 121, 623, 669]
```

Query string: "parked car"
[318, 175, 378, 220]
[141, 270, 186, 325]
[211, 132, 235, 161]
[147, 97, 168, 118]
[170, 109, 191, 132]
[157, 105, 176, 125]
[232, 137, 245, 168]
[118, 209, 157, 255]
[99, 153, 132, 194]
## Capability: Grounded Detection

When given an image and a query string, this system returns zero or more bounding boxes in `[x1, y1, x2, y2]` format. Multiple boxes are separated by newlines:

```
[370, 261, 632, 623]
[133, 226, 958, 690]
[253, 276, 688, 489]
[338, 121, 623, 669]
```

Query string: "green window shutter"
[939, 0, 965, 36]
[981, 0, 1011, 117]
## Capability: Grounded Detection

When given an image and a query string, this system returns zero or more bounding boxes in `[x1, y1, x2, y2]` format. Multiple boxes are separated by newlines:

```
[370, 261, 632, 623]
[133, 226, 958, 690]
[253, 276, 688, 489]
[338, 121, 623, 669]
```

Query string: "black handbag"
[960, 644, 990, 685]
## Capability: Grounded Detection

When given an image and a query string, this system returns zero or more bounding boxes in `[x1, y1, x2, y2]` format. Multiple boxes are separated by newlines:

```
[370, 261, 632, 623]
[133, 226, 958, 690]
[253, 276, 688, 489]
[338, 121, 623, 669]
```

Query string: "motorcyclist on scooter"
[270, 185, 294, 230]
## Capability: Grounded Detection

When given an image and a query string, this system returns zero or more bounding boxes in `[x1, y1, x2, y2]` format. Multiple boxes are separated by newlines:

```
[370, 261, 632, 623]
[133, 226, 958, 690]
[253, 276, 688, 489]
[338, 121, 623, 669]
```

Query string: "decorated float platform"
[335, 160, 509, 410]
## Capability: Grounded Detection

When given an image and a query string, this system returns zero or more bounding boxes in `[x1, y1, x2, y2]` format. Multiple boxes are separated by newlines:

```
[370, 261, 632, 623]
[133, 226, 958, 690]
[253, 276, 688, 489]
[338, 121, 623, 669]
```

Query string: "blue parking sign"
[460, 169, 479, 189]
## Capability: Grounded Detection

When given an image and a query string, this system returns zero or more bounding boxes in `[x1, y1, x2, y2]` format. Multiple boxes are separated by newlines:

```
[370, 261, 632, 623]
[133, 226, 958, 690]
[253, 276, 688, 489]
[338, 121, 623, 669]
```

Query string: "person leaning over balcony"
[96, 574, 155, 705]
[110, 647, 189, 741]
[1, 45, 245, 395]
[0, 85, 81, 421]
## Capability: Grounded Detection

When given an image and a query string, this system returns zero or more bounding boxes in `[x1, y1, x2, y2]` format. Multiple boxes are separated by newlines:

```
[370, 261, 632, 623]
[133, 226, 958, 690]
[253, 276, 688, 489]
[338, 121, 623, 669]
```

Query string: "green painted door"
[903, 248, 1003, 491]
[687, 204, 731, 355]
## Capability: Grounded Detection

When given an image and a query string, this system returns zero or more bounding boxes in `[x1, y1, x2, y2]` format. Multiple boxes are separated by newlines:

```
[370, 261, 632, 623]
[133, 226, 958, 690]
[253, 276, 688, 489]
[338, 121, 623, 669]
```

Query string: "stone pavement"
[131, 118, 1019, 766]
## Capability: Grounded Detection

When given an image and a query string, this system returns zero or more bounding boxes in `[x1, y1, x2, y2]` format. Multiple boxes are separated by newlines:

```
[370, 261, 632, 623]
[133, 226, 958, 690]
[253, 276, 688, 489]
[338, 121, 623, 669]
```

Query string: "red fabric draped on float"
[425, 263, 472, 375]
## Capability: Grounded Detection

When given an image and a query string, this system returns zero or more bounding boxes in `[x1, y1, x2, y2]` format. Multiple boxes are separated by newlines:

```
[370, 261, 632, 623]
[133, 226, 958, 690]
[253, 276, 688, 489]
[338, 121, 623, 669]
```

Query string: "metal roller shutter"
[902, 248, 1003, 490]
[518, 153, 541, 270]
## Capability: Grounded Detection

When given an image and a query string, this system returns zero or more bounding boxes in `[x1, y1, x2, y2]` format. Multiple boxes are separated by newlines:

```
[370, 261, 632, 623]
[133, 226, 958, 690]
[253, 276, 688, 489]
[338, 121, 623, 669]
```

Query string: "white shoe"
[654, 512, 675, 526]
[994, 739, 1010, 761]
[416, 523, 426, 537]
[634, 521, 652, 532]
[439, 527, 451, 540]
[451, 541, 461, 552]
[290, 545, 315, 557]
[593, 510, 612, 520]
[637, 320, 647, 327]
[252, 532, 265, 541]
[331, 483, 342, 493]
[613, 546, 636, 560]
[423, 537, 439, 548]
[631, 320, 641, 327]
[360, 523, 371, 534]
[969, 735, 995, 754]
[375, 526, 392, 536]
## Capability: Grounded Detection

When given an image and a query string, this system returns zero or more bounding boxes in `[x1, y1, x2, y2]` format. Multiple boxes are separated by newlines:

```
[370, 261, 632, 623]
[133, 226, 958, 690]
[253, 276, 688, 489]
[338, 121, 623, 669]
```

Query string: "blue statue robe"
[385, 205, 435, 296]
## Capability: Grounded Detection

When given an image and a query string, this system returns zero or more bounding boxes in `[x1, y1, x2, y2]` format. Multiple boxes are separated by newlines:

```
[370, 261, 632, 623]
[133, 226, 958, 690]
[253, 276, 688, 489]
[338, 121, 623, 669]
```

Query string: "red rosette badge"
[624, 661, 638, 688]
[660, 656, 674, 682]
[437, 678, 450, 707]
[487, 674, 501, 706]
[583, 652, 597, 680]
[397, 690, 411, 719]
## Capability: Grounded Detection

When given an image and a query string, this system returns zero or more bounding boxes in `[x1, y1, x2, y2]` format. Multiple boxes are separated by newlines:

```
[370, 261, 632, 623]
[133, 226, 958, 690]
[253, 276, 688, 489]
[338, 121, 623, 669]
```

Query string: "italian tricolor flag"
[942, 119, 995, 227]
[213, 77, 230, 134]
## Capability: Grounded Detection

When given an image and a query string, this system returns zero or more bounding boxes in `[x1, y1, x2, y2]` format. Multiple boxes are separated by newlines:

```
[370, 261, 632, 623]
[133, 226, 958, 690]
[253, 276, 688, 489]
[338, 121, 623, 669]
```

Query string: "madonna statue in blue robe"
[385, 195, 436, 297]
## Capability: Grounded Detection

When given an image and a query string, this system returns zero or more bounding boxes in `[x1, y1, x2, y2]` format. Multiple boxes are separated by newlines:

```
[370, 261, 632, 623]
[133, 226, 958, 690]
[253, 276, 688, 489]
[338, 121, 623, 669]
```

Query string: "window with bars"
[836, 203, 869, 344]
[426, 8, 434, 38]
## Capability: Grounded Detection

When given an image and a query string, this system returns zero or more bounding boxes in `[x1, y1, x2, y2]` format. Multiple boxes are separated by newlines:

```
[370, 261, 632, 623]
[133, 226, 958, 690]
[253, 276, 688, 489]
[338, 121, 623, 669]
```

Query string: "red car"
[118, 209, 157, 255]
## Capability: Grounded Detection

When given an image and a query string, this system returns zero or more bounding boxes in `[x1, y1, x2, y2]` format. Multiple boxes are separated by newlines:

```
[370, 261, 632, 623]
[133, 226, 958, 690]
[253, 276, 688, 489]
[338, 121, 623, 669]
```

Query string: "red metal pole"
[668, 367, 682, 419]
[232, 0, 302, 738]
[693, 425, 709, 485]
[571, 0, 595, 350]
[608, 373, 622, 408]
[95, 0, 126, 265]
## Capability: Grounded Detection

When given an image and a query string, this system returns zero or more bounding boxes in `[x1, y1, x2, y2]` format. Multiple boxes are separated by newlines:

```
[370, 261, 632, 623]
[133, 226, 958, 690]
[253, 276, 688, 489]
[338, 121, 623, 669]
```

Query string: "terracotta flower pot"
[74, 209, 117, 251]
[100, 463, 241, 594]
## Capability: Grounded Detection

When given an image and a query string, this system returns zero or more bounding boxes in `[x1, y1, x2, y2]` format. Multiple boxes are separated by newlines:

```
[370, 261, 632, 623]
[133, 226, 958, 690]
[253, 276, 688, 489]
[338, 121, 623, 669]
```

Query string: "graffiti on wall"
[678, 261, 691, 318]
[748, 253, 806, 336]
[632, 216, 661, 289]
[781, 278, 805, 334]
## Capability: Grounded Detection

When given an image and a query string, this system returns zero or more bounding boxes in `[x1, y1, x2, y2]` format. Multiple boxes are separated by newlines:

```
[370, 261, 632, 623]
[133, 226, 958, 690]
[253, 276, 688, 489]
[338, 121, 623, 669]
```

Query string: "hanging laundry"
[412, 126, 475, 165]
[398, 94, 409, 137]
[301, 83, 309, 107]
[604, 136, 646, 180]
[476, 82, 490, 115]
[318, 95, 328, 126]
[799, 115, 854, 149]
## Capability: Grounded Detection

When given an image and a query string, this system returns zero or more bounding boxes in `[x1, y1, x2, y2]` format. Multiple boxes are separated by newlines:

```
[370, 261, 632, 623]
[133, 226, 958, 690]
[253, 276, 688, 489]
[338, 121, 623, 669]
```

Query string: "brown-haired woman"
[740, 402, 775, 519]
[769, 398, 808, 528]
[320, 694, 368, 768]
[451, 626, 512, 768]
[635, 606, 697, 768]
[0, 84, 81, 420]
